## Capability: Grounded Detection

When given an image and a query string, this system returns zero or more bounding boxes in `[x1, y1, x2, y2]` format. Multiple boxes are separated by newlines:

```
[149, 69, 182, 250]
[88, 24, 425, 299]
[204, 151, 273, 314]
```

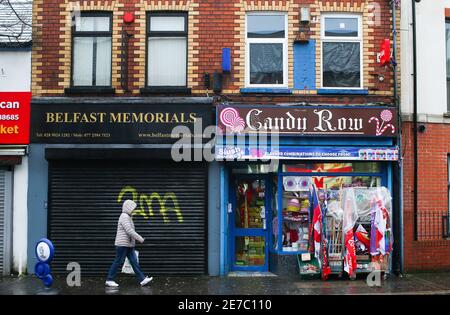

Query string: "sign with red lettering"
[0, 92, 31, 144]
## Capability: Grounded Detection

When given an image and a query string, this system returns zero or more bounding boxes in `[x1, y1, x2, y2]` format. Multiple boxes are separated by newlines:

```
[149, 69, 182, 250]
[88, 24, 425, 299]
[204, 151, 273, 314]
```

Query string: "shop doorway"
[229, 176, 270, 271]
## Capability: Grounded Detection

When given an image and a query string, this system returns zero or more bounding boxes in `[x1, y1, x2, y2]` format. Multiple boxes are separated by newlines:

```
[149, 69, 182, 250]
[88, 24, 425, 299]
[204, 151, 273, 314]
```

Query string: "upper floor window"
[245, 12, 288, 88]
[72, 13, 112, 87]
[446, 20, 450, 112]
[321, 14, 362, 89]
[147, 12, 187, 87]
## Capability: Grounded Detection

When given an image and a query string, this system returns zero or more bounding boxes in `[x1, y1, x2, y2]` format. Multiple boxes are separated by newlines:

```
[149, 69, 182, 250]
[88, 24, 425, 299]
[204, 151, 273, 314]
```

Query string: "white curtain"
[95, 37, 111, 86]
[73, 37, 93, 86]
[148, 37, 186, 86]
[76, 16, 110, 32]
[150, 16, 185, 32]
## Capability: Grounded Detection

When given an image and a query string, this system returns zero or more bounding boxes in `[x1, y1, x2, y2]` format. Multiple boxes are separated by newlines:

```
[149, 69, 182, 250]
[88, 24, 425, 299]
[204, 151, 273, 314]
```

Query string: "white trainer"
[140, 277, 153, 286]
[105, 280, 119, 287]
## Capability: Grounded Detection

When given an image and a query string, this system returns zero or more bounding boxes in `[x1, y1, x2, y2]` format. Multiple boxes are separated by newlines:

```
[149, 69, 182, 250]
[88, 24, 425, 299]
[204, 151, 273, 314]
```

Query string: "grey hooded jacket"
[114, 200, 144, 247]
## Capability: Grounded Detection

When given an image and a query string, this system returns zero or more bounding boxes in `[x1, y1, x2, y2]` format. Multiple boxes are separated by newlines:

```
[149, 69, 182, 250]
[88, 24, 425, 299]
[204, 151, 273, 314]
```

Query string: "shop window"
[273, 161, 385, 254]
[245, 12, 288, 87]
[146, 12, 187, 88]
[446, 21, 450, 112]
[321, 14, 362, 89]
[231, 163, 278, 174]
[235, 179, 266, 229]
[282, 162, 381, 174]
[71, 13, 112, 87]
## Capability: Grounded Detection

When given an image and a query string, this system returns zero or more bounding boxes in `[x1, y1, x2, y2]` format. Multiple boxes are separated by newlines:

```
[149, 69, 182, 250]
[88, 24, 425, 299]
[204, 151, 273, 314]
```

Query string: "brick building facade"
[28, 0, 402, 277]
[32, 0, 398, 101]
[400, 0, 450, 272]
[402, 123, 450, 270]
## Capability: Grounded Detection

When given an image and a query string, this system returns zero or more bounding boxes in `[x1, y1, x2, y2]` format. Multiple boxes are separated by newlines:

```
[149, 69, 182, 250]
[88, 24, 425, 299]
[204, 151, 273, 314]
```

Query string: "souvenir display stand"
[321, 189, 344, 276]
[286, 185, 394, 280]
[322, 187, 393, 279]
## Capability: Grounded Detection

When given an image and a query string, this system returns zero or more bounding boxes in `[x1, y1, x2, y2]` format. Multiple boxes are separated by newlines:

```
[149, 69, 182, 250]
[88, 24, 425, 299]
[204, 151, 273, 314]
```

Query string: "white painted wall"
[401, 0, 413, 115]
[401, 0, 450, 120]
[0, 49, 31, 273]
[0, 50, 31, 92]
[12, 157, 28, 275]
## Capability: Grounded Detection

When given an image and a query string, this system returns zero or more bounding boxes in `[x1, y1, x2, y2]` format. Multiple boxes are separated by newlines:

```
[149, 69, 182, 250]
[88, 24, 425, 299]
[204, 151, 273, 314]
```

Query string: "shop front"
[216, 105, 399, 278]
[27, 97, 217, 276]
[0, 92, 31, 275]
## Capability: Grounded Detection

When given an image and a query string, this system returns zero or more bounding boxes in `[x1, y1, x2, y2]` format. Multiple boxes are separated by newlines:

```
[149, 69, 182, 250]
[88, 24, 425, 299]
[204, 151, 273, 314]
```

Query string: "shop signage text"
[44, 112, 197, 124]
[0, 92, 31, 144]
[215, 146, 399, 161]
[217, 105, 397, 137]
[30, 103, 212, 144]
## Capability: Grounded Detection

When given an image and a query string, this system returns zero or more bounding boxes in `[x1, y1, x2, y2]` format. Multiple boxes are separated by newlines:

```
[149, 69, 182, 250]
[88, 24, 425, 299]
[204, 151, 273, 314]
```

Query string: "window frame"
[320, 13, 363, 90]
[275, 162, 386, 255]
[145, 11, 188, 89]
[245, 11, 288, 88]
[70, 11, 113, 88]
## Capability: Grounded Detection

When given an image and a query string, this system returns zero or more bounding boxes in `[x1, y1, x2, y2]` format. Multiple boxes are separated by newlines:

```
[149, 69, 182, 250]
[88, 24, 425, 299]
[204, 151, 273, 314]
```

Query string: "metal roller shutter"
[48, 160, 207, 275]
[0, 169, 5, 275]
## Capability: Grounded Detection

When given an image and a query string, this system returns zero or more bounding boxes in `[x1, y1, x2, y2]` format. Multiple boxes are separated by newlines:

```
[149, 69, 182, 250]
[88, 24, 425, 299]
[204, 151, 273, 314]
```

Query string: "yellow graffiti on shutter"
[117, 186, 183, 223]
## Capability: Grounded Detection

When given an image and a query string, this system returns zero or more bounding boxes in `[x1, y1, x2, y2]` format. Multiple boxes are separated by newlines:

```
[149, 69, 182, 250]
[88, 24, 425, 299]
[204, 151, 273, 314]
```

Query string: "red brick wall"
[402, 122, 450, 271]
[32, 0, 397, 106]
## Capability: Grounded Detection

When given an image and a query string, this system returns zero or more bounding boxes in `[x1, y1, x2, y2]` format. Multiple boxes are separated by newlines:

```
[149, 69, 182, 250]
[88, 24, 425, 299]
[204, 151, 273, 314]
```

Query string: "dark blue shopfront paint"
[294, 40, 316, 90]
[208, 162, 221, 276]
[27, 144, 48, 274]
[25, 145, 222, 276]
[220, 165, 229, 276]
[228, 175, 270, 272]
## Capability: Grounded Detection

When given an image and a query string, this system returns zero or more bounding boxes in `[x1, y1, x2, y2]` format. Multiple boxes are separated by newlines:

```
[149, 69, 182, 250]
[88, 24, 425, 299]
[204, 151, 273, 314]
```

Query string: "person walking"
[105, 199, 153, 287]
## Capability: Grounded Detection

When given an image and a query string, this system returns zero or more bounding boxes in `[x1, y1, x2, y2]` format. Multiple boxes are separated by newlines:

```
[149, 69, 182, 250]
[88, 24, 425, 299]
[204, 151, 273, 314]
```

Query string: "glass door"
[230, 176, 269, 271]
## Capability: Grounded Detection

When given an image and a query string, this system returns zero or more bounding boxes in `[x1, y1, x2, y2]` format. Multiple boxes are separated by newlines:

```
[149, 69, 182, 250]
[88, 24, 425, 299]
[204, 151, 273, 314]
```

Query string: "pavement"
[1, 272, 450, 295]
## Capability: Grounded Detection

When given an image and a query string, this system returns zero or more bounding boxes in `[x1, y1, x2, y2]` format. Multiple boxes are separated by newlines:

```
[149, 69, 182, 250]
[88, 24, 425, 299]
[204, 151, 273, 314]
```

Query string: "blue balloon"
[42, 274, 53, 288]
[35, 262, 51, 279]
[35, 238, 55, 263]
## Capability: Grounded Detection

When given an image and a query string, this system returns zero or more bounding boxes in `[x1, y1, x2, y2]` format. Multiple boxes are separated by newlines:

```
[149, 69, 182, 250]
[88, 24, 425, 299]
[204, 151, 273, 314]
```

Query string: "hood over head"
[122, 199, 137, 215]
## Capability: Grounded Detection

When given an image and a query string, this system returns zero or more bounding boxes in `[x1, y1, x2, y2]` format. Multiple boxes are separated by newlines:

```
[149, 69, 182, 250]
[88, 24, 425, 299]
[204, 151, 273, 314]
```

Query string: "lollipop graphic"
[369, 109, 395, 136]
[220, 107, 246, 133]
[380, 109, 392, 122]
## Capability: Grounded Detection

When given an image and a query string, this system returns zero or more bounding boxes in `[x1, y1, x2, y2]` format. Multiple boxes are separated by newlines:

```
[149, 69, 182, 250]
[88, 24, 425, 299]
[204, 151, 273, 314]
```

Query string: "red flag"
[344, 229, 357, 278]
[312, 186, 322, 264]
[321, 235, 331, 280]
[379, 39, 391, 66]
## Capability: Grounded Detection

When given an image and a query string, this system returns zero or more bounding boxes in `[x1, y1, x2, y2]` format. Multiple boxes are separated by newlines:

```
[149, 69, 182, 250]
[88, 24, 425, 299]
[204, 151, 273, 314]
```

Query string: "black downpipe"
[412, 0, 420, 241]
[391, 1, 403, 275]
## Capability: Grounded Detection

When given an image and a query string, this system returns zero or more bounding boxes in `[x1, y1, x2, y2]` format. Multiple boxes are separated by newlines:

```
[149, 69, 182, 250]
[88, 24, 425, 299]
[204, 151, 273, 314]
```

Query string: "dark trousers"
[106, 246, 145, 282]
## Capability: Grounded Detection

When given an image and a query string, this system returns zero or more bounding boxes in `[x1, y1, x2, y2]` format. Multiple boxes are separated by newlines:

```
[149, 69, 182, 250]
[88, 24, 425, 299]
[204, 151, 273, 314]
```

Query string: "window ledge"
[64, 87, 116, 95]
[240, 88, 292, 94]
[444, 113, 450, 119]
[317, 88, 369, 95]
[140, 87, 192, 95]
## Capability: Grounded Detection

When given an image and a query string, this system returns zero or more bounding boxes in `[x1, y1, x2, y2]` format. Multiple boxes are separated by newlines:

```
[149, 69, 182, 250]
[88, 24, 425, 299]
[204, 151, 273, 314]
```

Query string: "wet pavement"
[1, 272, 450, 295]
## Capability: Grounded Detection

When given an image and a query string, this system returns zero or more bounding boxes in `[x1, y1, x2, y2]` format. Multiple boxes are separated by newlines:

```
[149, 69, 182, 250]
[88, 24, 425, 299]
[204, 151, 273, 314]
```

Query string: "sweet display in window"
[281, 179, 311, 252]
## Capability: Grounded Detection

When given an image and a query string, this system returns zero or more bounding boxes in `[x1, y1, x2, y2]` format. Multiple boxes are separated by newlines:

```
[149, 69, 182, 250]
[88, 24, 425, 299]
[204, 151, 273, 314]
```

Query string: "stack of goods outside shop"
[276, 164, 393, 280]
